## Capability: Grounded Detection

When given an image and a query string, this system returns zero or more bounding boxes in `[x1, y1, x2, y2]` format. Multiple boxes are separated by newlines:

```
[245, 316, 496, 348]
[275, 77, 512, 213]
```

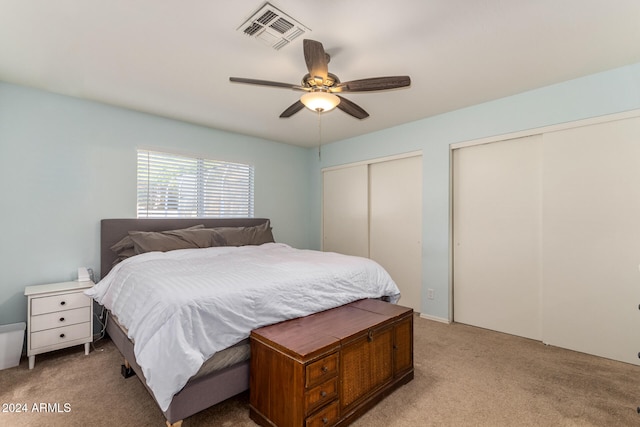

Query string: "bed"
[91, 218, 400, 427]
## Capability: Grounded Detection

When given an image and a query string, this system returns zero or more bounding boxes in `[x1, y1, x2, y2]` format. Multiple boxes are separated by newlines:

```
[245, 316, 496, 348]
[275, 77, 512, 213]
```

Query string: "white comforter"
[86, 243, 400, 411]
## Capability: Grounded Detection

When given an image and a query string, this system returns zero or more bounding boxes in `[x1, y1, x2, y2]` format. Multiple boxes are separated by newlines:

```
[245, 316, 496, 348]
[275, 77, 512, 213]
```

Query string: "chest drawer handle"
[321, 366, 328, 373]
[322, 417, 329, 424]
[60, 301, 66, 306]
[59, 317, 65, 322]
[320, 391, 327, 398]
[59, 333, 65, 339]
[368, 330, 374, 342]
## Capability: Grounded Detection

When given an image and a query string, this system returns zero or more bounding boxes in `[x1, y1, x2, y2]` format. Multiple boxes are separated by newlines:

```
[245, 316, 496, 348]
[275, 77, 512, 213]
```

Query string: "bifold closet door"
[322, 164, 369, 257]
[453, 135, 542, 340]
[541, 117, 640, 365]
[369, 156, 422, 312]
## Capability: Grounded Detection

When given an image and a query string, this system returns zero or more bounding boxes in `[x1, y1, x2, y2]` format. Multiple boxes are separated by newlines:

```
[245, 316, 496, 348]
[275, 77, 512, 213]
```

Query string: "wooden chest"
[249, 299, 414, 427]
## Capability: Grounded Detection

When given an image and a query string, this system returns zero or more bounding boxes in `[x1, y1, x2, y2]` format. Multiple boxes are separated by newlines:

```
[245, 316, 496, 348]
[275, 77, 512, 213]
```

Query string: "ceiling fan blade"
[229, 77, 307, 91]
[336, 95, 369, 120]
[333, 76, 411, 93]
[303, 39, 328, 82]
[279, 100, 305, 118]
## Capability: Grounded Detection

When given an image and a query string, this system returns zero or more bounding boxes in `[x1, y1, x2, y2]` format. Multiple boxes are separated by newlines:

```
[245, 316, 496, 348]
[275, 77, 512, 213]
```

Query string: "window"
[137, 150, 254, 218]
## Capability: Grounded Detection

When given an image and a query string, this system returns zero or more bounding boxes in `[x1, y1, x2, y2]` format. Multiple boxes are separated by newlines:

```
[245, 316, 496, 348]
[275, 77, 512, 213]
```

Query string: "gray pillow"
[214, 221, 275, 246]
[129, 227, 225, 254]
[110, 225, 205, 255]
[110, 235, 134, 254]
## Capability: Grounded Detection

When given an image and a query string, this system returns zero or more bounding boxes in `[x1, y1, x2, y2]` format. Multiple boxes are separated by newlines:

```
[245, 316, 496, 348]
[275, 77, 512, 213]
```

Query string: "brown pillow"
[110, 235, 134, 254]
[110, 225, 206, 261]
[112, 247, 136, 266]
[214, 221, 275, 246]
[129, 227, 224, 254]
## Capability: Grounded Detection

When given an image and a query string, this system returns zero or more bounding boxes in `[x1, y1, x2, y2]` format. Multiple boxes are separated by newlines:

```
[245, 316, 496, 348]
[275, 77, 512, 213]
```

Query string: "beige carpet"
[1, 316, 639, 427]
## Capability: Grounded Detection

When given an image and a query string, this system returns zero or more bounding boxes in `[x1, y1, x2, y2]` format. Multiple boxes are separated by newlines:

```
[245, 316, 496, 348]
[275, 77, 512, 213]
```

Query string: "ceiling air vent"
[238, 2, 310, 50]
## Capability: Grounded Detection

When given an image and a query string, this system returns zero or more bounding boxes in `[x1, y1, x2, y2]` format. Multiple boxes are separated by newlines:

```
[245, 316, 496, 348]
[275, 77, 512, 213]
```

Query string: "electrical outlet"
[427, 288, 435, 300]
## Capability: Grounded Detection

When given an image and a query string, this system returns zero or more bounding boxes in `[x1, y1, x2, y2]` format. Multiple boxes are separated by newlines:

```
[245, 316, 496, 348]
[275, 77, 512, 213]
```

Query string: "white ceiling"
[1, 1, 640, 147]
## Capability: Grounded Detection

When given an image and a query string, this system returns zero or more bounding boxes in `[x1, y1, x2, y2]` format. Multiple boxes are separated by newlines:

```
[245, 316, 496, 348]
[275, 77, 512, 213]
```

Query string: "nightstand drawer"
[31, 292, 90, 315]
[306, 353, 338, 388]
[31, 322, 91, 350]
[30, 307, 91, 332]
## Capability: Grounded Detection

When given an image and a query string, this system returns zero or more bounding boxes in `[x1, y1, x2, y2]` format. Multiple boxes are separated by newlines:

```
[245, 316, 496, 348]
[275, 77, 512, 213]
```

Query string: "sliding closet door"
[453, 135, 542, 340]
[323, 155, 423, 312]
[322, 165, 369, 257]
[542, 118, 640, 365]
[369, 156, 422, 312]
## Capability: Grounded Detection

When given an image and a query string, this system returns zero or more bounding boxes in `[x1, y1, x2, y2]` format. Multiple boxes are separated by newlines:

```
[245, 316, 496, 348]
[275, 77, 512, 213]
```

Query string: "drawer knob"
[321, 366, 328, 373]
[320, 391, 327, 398]
[322, 417, 329, 424]
[59, 317, 65, 322]
[60, 301, 66, 306]
[60, 333, 65, 338]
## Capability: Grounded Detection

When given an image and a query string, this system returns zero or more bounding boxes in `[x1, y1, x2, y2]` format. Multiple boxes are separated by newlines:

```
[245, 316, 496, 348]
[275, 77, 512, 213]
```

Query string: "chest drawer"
[305, 377, 338, 415]
[306, 353, 338, 388]
[31, 322, 92, 350]
[31, 292, 90, 316]
[305, 400, 339, 427]
[30, 307, 91, 332]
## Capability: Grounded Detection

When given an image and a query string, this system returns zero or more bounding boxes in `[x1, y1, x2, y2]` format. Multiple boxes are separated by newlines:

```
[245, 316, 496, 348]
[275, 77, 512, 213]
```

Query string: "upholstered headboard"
[100, 218, 270, 279]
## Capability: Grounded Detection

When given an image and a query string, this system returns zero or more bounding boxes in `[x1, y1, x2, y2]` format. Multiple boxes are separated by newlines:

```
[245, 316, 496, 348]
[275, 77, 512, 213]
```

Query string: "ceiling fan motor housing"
[303, 72, 339, 89]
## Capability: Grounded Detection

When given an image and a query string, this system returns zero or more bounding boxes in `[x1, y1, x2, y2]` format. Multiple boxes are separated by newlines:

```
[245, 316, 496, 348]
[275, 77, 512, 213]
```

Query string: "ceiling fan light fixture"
[301, 91, 340, 112]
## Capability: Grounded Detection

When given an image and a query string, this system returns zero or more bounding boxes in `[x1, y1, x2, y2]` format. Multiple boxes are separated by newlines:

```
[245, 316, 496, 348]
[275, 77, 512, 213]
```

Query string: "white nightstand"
[24, 280, 94, 369]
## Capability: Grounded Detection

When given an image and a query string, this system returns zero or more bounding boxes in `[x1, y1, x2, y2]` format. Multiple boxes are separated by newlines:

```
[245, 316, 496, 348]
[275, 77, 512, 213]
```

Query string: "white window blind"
[137, 150, 254, 218]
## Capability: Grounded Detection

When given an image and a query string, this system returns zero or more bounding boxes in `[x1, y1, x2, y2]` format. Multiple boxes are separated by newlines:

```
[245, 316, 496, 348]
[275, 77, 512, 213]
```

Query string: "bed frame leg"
[166, 420, 183, 427]
[121, 359, 136, 378]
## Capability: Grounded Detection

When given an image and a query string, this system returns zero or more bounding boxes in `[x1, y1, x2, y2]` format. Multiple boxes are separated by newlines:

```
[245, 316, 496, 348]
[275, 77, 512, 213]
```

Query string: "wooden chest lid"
[251, 299, 412, 361]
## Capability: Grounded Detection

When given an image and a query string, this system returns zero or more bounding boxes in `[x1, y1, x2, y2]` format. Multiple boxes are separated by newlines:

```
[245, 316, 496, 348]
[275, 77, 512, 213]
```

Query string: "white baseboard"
[419, 313, 451, 324]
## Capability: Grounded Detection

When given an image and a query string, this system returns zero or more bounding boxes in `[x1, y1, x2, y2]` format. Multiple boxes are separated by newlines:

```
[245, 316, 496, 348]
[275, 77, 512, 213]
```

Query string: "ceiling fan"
[230, 39, 411, 120]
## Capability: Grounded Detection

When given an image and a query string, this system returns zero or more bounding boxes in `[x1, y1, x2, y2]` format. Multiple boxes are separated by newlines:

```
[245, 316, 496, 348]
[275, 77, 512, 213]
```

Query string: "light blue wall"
[3, 62, 640, 326]
[308, 62, 640, 320]
[0, 82, 312, 325]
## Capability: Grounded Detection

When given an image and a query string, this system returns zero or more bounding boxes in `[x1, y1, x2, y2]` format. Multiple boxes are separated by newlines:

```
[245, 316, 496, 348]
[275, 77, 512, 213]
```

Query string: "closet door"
[322, 165, 369, 257]
[541, 118, 640, 364]
[369, 156, 422, 312]
[453, 135, 542, 340]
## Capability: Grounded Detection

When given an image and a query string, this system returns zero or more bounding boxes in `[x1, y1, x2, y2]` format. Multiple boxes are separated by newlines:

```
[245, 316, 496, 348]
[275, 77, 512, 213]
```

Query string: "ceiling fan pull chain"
[317, 109, 322, 161]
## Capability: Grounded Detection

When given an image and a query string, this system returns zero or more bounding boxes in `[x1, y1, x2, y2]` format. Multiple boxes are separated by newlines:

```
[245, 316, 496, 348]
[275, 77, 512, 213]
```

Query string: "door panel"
[322, 165, 369, 257]
[453, 135, 542, 340]
[541, 118, 640, 364]
[369, 156, 422, 312]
